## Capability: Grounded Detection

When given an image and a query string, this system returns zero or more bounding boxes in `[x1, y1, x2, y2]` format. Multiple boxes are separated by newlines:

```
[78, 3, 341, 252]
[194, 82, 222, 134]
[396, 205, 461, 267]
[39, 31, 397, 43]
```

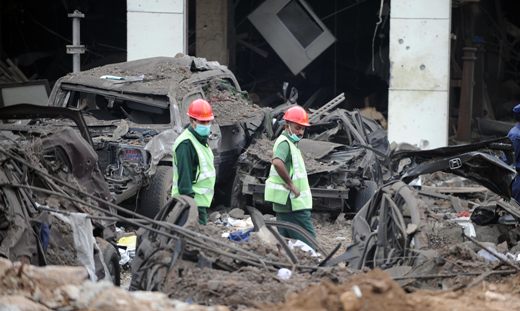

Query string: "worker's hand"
[284, 183, 300, 198]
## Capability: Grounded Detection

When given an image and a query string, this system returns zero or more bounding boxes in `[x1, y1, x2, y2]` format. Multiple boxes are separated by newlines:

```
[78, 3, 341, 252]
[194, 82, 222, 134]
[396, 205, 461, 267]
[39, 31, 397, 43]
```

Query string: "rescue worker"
[264, 105, 316, 246]
[171, 99, 216, 225]
[508, 103, 520, 202]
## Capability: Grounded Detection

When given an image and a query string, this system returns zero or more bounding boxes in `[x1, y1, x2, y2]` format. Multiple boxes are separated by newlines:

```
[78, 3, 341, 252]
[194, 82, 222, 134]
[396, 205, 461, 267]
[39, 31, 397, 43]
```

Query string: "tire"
[96, 238, 121, 286]
[137, 166, 173, 218]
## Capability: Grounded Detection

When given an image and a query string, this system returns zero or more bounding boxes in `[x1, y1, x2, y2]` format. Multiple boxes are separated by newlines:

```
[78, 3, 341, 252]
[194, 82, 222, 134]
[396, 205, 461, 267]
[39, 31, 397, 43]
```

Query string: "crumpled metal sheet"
[36, 127, 112, 204]
[298, 139, 343, 159]
[392, 138, 515, 198]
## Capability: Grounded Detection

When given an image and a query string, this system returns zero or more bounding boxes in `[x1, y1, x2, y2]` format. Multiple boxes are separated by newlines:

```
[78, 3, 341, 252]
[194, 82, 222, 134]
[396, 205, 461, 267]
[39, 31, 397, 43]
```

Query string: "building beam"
[127, 0, 186, 61]
[388, 0, 452, 149]
[195, 0, 229, 65]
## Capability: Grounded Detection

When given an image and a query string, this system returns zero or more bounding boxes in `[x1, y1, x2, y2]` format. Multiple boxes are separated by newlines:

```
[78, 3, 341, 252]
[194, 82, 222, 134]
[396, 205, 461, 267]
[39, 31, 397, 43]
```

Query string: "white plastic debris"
[117, 234, 136, 266]
[226, 216, 254, 228]
[477, 248, 507, 263]
[288, 240, 320, 257]
[119, 248, 131, 266]
[352, 285, 362, 298]
[451, 217, 476, 237]
[52, 212, 98, 281]
[277, 268, 292, 280]
[100, 75, 124, 80]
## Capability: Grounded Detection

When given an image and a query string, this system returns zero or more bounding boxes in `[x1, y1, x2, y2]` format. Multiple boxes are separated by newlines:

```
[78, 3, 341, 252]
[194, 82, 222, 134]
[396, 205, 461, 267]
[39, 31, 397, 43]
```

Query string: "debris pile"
[2, 56, 520, 310]
[0, 257, 228, 311]
[268, 269, 520, 311]
[0, 126, 115, 278]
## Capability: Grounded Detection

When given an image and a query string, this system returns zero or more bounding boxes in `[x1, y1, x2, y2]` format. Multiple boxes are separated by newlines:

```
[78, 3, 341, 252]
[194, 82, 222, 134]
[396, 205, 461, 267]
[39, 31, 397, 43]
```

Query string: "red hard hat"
[187, 99, 214, 121]
[283, 106, 310, 126]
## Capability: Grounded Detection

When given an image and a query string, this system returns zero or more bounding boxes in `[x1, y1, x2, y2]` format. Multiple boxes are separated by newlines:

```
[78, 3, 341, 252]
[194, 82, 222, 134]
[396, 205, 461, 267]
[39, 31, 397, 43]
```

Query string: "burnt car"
[324, 138, 519, 272]
[0, 105, 120, 284]
[231, 99, 389, 218]
[48, 55, 264, 217]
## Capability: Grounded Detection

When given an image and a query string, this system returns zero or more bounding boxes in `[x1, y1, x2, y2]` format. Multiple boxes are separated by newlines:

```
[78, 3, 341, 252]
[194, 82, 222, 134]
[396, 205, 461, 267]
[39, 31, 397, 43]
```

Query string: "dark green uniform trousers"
[276, 210, 316, 248]
[198, 206, 208, 225]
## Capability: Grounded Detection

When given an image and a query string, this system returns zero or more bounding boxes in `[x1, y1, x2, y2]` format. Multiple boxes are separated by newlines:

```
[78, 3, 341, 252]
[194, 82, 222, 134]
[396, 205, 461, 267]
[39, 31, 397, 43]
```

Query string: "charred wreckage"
[2, 55, 520, 308]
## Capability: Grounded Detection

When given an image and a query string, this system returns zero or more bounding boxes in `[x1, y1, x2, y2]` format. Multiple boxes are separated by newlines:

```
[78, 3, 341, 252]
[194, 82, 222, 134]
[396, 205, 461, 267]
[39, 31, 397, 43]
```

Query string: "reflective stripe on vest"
[171, 129, 216, 207]
[264, 135, 312, 211]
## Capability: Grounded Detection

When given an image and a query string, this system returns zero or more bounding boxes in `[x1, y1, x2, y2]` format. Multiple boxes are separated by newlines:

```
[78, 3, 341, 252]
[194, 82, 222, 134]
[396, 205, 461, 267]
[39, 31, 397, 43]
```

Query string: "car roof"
[57, 55, 234, 96]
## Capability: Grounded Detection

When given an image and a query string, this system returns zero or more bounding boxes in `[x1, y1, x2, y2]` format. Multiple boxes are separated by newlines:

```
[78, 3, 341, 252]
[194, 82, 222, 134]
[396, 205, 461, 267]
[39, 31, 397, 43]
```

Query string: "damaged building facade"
[3, 0, 520, 146]
[2, 0, 520, 310]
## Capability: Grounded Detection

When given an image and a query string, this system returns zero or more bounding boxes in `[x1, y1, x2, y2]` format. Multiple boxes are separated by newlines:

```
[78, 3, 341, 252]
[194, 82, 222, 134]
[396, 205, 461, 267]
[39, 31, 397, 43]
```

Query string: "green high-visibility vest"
[264, 135, 312, 211]
[171, 129, 216, 207]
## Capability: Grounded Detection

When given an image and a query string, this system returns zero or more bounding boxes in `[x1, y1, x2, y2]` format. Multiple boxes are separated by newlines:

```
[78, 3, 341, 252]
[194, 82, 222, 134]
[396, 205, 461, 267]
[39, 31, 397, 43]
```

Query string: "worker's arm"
[175, 141, 196, 197]
[272, 158, 300, 198]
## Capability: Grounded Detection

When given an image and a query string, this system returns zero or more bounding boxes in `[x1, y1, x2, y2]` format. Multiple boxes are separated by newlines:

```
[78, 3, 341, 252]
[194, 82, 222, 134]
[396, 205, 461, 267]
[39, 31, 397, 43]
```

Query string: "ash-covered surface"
[243, 137, 342, 174]
[60, 56, 194, 96]
[164, 263, 354, 310]
[159, 216, 353, 310]
[204, 80, 264, 125]
[45, 215, 80, 266]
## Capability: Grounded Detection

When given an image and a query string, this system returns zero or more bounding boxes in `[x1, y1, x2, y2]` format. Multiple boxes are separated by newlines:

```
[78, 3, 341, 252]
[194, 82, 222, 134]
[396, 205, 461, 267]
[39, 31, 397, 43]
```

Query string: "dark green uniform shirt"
[272, 131, 299, 213]
[175, 126, 209, 198]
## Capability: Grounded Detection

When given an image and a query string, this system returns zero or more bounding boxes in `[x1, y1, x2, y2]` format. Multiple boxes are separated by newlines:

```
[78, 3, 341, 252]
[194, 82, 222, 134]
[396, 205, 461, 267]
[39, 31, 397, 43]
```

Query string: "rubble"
[0, 257, 227, 311]
[268, 269, 520, 311]
[2, 61, 520, 310]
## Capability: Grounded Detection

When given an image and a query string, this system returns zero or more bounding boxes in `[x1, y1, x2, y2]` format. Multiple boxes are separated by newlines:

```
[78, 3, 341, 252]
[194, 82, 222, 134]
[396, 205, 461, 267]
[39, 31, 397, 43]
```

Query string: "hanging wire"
[321, 0, 370, 21]
[371, 0, 385, 72]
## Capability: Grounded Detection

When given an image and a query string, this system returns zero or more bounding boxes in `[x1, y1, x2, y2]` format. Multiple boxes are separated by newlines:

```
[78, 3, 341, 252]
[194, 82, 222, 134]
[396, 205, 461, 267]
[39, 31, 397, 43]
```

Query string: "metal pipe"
[67, 10, 85, 73]
[464, 233, 520, 271]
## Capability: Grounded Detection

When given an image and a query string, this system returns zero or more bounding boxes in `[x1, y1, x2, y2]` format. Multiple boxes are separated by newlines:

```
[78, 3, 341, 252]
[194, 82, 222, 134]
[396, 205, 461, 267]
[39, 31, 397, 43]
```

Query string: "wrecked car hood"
[391, 138, 515, 198]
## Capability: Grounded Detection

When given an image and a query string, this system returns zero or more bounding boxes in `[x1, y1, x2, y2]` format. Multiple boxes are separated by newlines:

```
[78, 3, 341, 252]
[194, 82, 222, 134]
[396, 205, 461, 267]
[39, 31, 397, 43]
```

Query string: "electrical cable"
[371, 0, 385, 72]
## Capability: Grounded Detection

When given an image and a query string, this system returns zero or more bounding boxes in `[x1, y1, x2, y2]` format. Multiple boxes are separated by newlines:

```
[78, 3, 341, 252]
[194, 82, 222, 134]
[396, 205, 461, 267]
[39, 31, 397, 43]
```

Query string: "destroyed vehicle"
[325, 138, 518, 273]
[48, 55, 265, 217]
[0, 105, 121, 284]
[390, 137, 515, 198]
[231, 99, 389, 218]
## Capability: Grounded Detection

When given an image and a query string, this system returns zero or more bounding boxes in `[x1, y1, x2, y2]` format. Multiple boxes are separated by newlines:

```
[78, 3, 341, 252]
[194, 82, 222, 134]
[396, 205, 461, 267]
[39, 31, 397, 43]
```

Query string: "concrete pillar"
[195, 0, 228, 65]
[388, 0, 452, 149]
[456, 47, 477, 141]
[127, 0, 187, 61]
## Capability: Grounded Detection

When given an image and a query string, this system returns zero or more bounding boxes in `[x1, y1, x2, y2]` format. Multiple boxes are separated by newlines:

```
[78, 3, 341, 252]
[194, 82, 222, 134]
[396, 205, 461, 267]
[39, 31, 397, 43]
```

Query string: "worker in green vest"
[171, 99, 216, 225]
[265, 105, 316, 246]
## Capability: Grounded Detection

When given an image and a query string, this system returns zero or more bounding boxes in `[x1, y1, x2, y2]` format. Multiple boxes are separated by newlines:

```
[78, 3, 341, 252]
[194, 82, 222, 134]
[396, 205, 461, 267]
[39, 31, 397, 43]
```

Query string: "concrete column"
[195, 0, 228, 65]
[388, 0, 452, 149]
[456, 47, 477, 141]
[127, 0, 187, 61]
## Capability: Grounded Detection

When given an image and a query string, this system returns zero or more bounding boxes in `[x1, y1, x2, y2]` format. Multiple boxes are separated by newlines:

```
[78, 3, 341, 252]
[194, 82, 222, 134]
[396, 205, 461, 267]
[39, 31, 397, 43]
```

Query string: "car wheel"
[137, 166, 172, 218]
[96, 237, 121, 286]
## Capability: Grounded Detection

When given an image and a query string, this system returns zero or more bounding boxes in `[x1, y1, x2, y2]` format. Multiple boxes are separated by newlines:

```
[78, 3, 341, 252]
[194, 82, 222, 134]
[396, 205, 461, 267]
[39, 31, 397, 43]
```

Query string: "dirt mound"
[268, 269, 412, 311]
[268, 269, 520, 311]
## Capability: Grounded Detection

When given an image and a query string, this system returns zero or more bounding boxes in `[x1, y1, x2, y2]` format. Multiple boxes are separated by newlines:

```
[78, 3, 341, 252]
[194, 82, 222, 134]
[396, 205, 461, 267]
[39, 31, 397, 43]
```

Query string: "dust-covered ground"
[158, 215, 353, 310]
